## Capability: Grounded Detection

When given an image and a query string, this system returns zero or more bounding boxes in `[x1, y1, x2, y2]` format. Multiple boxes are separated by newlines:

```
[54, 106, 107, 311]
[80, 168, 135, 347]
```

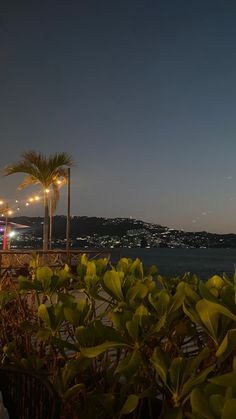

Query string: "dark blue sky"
[1, 0, 236, 233]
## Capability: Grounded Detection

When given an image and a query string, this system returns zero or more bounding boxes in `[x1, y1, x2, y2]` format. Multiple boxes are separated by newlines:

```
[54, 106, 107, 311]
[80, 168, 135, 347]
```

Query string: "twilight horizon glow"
[1, 0, 236, 234]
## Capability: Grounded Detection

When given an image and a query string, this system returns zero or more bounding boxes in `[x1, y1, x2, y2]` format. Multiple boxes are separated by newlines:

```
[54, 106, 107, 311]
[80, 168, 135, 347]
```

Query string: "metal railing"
[0, 249, 116, 277]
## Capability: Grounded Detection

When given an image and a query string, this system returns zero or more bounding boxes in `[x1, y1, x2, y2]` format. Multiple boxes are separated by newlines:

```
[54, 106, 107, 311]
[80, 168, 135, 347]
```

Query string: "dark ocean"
[109, 248, 236, 279]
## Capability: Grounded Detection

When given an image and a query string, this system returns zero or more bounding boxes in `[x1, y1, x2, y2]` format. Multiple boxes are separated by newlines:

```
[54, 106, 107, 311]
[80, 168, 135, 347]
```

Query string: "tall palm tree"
[4, 151, 73, 251]
[49, 175, 67, 249]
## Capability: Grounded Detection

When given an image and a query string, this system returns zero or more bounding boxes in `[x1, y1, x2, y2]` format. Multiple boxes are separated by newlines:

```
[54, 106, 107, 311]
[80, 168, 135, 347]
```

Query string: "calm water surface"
[110, 248, 236, 279]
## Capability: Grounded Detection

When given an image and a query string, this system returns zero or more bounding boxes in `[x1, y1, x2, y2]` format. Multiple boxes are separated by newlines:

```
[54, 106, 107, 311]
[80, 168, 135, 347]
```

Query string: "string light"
[0, 176, 66, 218]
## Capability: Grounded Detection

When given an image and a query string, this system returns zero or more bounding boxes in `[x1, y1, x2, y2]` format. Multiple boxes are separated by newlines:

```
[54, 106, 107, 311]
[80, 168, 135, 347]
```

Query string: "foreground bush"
[1, 255, 236, 418]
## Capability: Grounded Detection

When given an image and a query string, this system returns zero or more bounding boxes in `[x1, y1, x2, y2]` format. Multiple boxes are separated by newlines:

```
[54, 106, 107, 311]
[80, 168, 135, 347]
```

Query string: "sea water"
[110, 248, 236, 279]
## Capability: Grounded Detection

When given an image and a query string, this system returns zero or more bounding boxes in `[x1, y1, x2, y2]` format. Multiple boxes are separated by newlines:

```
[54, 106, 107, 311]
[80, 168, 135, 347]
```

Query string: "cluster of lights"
[0, 177, 66, 217]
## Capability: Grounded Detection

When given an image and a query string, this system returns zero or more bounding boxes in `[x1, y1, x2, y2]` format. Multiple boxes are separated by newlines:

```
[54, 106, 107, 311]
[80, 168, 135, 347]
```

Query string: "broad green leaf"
[0, 291, 16, 309]
[38, 304, 63, 332]
[80, 341, 128, 358]
[184, 284, 201, 304]
[209, 394, 224, 417]
[149, 313, 167, 334]
[168, 288, 185, 313]
[95, 258, 108, 275]
[199, 281, 219, 302]
[130, 258, 143, 279]
[151, 347, 169, 385]
[183, 302, 202, 327]
[216, 328, 236, 360]
[190, 388, 215, 419]
[126, 317, 139, 341]
[38, 304, 51, 327]
[56, 269, 72, 282]
[195, 299, 219, 343]
[120, 394, 139, 415]
[64, 299, 89, 326]
[182, 347, 210, 383]
[36, 328, 52, 340]
[36, 266, 53, 291]
[54, 304, 64, 330]
[209, 370, 236, 387]
[169, 357, 185, 392]
[52, 337, 78, 353]
[135, 304, 149, 316]
[103, 270, 123, 301]
[80, 254, 88, 266]
[126, 283, 148, 302]
[61, 357, 92, 386]
[115, 349, 141, 378]
[117, 258, 130, 274]
[196, 299, 236, 343]
[19, 279, 42, 291]
[75, 323, 101, 347]
[111, 310, 132, 331]
[64, 383, 86, 402]
[181, 365, 215, 398]
[86, 261, 96, 276]
[221, 285, 236, 312]
[222, 399, 236, 419]
[148, 290, 170, 316]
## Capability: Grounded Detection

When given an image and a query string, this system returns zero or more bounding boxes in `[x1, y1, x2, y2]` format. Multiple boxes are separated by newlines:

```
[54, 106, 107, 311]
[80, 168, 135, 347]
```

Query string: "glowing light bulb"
[0, 201, 3, 205]
[26, 202, 29, 206]
[45, 189, 50, 194]
[34, 196, 40, 201]
[29, 198, 34, 202]
[8, 210, 12, 215]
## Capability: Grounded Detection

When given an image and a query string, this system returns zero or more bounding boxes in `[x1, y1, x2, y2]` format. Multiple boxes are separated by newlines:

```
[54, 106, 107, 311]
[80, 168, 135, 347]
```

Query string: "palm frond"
[18, 175, 40, 190]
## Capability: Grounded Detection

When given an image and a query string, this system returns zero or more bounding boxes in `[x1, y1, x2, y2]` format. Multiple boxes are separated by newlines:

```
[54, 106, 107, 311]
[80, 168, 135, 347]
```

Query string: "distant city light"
[9, 231, 16, 238]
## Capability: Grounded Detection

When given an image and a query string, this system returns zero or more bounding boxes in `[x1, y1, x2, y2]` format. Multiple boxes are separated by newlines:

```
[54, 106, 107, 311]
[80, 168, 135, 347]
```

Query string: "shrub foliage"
[1, 256, 236, 418]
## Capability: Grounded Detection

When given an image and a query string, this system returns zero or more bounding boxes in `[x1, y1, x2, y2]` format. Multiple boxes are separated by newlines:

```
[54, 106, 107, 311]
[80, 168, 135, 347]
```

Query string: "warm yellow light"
[34, 196, 40, 201]
[25, 202, 29, 206]
[45, 189, 50, 193]
[57, 180, 61, 185]
[8, 210, 13, 215]
[0, 201, 3, 205]
[29, 198, 34, 202]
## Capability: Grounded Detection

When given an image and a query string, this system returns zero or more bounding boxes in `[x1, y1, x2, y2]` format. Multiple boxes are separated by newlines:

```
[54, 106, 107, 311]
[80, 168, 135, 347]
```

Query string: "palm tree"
[4, 151, 73, 251]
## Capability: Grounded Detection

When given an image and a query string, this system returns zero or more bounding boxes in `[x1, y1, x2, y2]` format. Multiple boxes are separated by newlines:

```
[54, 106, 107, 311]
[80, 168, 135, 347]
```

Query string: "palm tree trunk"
[43, 191, 49, 251]
[49, 198, 52, 250]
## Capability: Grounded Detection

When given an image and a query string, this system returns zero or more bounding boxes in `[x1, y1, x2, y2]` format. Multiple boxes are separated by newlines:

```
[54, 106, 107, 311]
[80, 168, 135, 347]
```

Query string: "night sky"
[1, 0, 236, 233]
